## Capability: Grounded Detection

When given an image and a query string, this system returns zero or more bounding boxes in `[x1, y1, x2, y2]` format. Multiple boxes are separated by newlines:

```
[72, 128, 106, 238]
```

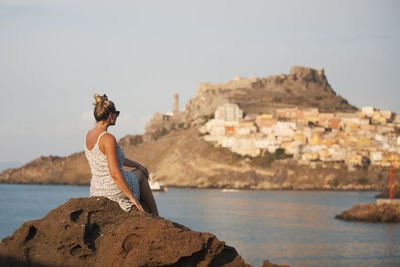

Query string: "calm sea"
[0, 184, 399, 267]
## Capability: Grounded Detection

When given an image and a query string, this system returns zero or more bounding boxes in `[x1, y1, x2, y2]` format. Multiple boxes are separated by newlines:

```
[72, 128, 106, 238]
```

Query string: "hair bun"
[94, 93, 103, 105]
[92, 93, 116, 122]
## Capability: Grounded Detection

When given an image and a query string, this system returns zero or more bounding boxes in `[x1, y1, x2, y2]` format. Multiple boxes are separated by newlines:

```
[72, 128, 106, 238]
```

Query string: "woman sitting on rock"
[85, 94, 159, 216]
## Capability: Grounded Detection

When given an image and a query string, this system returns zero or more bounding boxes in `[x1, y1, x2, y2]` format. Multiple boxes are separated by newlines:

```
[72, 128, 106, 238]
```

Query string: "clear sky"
[0, 0, 399, 165]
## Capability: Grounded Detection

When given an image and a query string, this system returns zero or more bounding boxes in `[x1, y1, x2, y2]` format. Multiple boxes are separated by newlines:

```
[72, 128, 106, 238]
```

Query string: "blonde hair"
[93, 94, 117, 122]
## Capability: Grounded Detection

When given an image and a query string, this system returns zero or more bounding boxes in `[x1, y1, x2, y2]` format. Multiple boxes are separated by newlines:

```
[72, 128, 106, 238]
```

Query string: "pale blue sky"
[0, 0, 399, 164]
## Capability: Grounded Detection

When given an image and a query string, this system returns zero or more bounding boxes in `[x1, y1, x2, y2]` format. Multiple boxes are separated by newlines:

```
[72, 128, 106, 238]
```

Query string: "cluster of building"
[200, 104, 400, 168]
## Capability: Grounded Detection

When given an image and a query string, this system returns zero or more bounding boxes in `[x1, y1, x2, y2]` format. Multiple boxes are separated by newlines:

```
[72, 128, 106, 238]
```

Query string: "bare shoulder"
[100, 132, 117, 147]
[98, 132, 117, 154]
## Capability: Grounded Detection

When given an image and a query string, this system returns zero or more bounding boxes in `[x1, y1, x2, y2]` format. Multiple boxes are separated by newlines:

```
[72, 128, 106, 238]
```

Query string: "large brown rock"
[335, 203, 400, 223]
[0, 197, 252, 267]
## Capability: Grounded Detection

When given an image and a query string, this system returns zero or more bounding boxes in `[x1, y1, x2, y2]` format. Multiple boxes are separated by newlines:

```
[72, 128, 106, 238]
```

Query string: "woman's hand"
[130, 197, 145, 213]
[123, 158, 149, 178]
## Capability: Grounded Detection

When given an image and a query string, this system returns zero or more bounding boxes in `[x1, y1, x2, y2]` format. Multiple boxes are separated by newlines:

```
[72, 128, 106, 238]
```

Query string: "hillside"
[0, 128, 391, 191]
[123, 129, 390, 190]
[0, 153, 89, 185]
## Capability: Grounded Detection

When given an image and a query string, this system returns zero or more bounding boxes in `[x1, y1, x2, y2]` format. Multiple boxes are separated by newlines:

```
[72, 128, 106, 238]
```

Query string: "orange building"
[225, 126, 236, 135]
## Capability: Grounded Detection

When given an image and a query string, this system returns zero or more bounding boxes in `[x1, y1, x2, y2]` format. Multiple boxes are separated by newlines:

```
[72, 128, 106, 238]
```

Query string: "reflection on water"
[1, 185, 399, 266]
[386, 224, 396, 255]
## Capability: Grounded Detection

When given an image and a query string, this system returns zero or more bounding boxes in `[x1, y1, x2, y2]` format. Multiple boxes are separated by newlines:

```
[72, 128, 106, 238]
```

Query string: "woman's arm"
[100, 133, 145, 213]
[123, 158, 149, 178]
[123, 158, 140, 168]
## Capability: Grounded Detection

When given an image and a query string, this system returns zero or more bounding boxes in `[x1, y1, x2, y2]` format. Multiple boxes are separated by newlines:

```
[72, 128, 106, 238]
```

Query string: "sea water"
[0, 184, 399, 266]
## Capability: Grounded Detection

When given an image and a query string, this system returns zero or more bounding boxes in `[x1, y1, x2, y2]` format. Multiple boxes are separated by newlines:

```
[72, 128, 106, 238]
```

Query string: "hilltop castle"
[144, 66, 356, 141]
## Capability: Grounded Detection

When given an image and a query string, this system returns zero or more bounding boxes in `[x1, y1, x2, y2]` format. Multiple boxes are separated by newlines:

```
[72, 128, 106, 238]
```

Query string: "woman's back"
[85, 131, 121, 197]
[85, 129, 104, 151]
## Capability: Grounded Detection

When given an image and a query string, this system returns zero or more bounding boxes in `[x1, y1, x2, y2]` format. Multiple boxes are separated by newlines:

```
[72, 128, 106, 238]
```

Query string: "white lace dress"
[85, 131, 140, 212]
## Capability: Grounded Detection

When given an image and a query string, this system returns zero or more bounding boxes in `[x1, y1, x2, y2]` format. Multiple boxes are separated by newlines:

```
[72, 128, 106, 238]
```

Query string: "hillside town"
[199, 104, 400, 169]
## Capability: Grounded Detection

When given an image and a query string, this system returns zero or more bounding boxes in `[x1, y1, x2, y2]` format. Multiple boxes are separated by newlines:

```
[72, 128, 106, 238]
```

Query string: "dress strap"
[96, 131, 108, 146]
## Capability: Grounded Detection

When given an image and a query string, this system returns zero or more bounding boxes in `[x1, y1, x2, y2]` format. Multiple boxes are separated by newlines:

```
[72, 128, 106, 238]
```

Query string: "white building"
[255, 138, 275, 149]
[361, 106, 374, 117]
[215, 103, 243, 122]
[271, 122, 296, 137]
[370, 151, 382, 164]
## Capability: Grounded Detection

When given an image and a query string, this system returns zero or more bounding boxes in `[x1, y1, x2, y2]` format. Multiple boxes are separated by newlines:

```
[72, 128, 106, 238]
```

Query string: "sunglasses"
[112, 111, 120, 116]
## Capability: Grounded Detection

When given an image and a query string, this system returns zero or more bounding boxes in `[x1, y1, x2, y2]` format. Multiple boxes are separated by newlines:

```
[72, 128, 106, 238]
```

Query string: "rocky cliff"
[144, 66, 357, 141]
[0, 197, 255, 266]
[335, 203, 400, 223]
[182, 66, 356, 124]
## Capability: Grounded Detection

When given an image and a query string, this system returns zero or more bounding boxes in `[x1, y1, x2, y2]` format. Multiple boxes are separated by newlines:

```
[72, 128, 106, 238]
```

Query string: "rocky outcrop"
[144, 113, 189, 142]
[144, 66, 357, 141]
[118, 134, 143, 147]
[0, 153, 90, 185]
[335, 203, 400, 223]
[0, 197, 254, 267]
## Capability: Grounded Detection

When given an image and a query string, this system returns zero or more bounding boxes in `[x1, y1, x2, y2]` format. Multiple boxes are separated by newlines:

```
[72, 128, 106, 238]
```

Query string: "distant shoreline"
[0, 182, 89, 186]
[0, 182, 382, 192]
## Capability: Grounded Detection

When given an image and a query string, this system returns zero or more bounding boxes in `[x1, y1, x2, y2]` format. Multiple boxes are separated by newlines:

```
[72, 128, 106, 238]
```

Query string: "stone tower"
[173, 92, 179, 115]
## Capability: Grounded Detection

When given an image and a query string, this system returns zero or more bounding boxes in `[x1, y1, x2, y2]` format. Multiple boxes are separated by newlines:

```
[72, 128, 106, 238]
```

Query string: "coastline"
[0, 181, 383, 192]
[1, 129, 397, 192]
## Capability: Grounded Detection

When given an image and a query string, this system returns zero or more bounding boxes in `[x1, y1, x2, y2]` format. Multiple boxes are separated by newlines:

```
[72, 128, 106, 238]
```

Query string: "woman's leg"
[132, 169, 159, 216]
